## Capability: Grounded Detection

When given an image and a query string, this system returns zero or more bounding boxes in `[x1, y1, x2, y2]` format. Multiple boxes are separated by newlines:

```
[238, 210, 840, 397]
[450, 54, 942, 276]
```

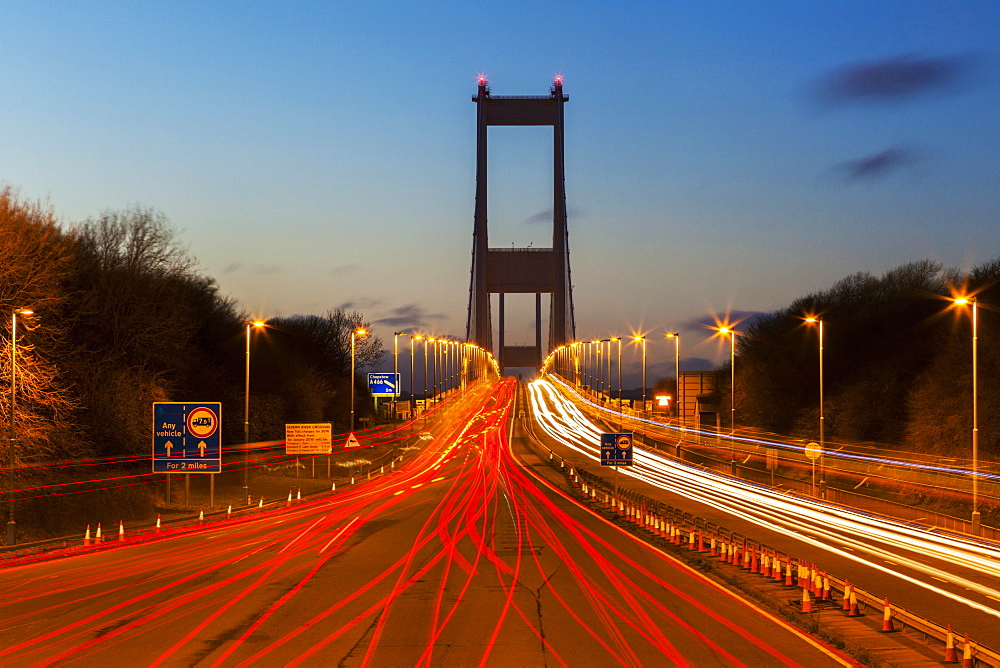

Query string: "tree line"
[728, 258, 999, 459]
[0, 188, 384, 471]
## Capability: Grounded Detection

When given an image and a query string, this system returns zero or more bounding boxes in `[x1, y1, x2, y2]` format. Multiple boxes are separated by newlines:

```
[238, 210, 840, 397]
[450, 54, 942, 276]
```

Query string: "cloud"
[837, 146, 921, 180]
[814, 53, 972, 105]
[524, 206, 586, 225]
[371, 303, 448, 332]
[337, 298, 383, 311]
[330, 264, 359, 276]
[220, 262, 282, 275]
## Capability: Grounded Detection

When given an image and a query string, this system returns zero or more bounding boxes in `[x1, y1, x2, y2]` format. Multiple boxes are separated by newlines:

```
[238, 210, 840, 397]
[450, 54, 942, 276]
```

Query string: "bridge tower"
[466, 76, 576, 372]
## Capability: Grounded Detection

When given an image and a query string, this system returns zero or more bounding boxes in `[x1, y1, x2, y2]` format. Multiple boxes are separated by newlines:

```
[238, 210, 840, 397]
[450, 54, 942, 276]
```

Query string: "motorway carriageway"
[527, 377, 1000, 651]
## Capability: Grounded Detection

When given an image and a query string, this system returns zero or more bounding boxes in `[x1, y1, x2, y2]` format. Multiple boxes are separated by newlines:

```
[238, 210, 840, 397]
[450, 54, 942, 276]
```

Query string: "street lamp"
[717, 326, 736, 435]
[953, 296, 981, 536]
[666, 333, 680, 422]
[243, 319, 266, 506]
[804, 317, 825, 497]
[633, 336, 646, 414]
[7, 308, 33, 546]
[350, 328, 368, 433]
[393, 332, 407, 417]
[610, 338, 621, 410]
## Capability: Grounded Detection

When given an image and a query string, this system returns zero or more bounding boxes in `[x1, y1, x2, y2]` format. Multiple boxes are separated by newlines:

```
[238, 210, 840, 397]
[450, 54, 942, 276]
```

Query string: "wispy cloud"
[814, 53, 973, 105]
[371, 303, 448, 332]
[330, 264, 359, 276]
[837, 146, 921, 180]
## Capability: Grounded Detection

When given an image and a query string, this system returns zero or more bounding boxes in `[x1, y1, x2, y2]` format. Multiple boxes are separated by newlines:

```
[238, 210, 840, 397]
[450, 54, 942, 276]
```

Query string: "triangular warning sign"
[345, 432, 361, 448]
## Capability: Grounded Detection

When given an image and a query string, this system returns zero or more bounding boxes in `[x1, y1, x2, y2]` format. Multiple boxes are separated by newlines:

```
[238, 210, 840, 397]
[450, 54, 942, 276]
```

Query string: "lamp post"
[633, 336, 646, 414]
[243, 319, 266, 506]
[7, 308, 33, 546]
[666, 333, 680, 422]
[717, 326, 736, 435]
[393, 332, 406, 418]
[350, 328, 367, 433]
[953, 296, 981, 536]
[804, 317, 825, 497]
[410, 335, 421, 416]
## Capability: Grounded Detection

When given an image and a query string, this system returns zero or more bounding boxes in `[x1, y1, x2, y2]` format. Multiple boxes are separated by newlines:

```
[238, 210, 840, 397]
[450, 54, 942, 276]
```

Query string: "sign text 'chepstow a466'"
[152, 402, 222, 473]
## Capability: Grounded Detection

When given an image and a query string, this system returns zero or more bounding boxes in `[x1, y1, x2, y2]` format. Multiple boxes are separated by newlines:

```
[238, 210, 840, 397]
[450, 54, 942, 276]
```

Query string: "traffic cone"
[842, 581, 853, 611]
[822, 572, 831, 601]
[697, 530, 707, 553]
[750, 548, 759, 573]
[961, 635, 973, 668]
[847, 590, 861, 617]
[688, 530, 696, 551]
[156, 515, 161, 533]
[84, 525, 91, 547]
[784, 560, 794, 587]
[227, 505, 232, 519]
[118, 521, 125, 541]
[709, 536, 718, 557]
[95, 523, 103, 544]
[773, 555, 784, 582]
[944, 625, 958, 663]
[332, 482, 336, 491]
[258, 497, 264, 508]
[880, 598, 895, 632]
[351, 477, 355, 485]
[742, 546, 751, 569]
[199, 510, 204, 524]
[761, 552, 771, 578]
[296, 488, 301, 503]
[800, 587, 812, 613]
[286, 492, 292, 508]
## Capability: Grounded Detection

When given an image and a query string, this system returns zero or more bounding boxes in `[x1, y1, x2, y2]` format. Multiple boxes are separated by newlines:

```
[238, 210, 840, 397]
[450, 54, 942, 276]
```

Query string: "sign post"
[153, 402, 222, 507]
[601, 433, 633, 500]
[805, 441, 822, 497]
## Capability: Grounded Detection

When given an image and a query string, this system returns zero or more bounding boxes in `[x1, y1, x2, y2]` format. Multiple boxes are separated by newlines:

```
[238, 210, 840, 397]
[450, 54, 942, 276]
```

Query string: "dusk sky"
[2, 2, 997, 385]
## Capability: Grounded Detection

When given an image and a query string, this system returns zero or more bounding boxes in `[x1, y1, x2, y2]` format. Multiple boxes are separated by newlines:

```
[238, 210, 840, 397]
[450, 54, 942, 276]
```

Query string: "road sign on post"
[368, 373, 400, 397]
[285, 423, 332, 455]
[601, 433, 633, 466]
[152, 402, 222, 473]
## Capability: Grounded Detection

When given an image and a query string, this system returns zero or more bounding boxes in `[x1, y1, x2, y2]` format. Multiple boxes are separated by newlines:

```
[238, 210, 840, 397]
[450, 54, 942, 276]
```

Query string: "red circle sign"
[187, 406, 219, 439]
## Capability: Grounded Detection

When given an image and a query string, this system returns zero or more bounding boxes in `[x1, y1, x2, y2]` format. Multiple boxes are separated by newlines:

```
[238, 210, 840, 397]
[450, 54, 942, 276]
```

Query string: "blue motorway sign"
[152, 402, 222, 473]
[601, 433, 633, 467]
[368, 372, 400, 397]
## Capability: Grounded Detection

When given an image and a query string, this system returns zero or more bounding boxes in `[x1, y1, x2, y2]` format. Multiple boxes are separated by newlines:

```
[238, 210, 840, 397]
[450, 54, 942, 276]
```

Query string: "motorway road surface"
[0, 379, 856, 666]
[528, 377, 1000, 652]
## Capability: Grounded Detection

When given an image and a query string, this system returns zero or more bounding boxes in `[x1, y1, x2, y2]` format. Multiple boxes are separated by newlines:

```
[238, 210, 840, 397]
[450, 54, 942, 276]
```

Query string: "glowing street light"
[804, 316, 825, 498]
[350, 328, 368, 433]
[393, 332, 407, 417]
[633, 336, 646, 414]
[952, 296, 981, 536]
[7, 308, 33, 545]
[243, 319, 266, 505]
[716, 325, 736, 435]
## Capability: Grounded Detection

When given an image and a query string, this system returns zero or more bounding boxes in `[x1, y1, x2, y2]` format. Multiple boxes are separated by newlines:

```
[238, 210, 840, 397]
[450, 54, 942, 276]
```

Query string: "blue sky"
[2, 1, 997, 385]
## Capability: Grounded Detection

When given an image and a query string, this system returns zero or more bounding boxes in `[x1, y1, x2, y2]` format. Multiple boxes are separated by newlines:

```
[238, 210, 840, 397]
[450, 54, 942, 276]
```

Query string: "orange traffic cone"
[847, 590, 862, 617]
[750, 548, 759, 573]
[800, 587, 813, 613]
[821, 572, 831, 601]
[95, 523, 103, 544]
[784, 559, 794, 586]
[880, 598, 895, 632]
[156, 515, 161, 533]
[944, 625, 958, 663]
[83, 525, 92, 547]
[118, 521, 125, 541]
[842, 581, 853, 611]
[258, 497, 264, 508]
[199, 510, 205, 524]
[227, 504, 232, 519]
[773, 556, 784, 582]
[961, 635, 973, 668]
